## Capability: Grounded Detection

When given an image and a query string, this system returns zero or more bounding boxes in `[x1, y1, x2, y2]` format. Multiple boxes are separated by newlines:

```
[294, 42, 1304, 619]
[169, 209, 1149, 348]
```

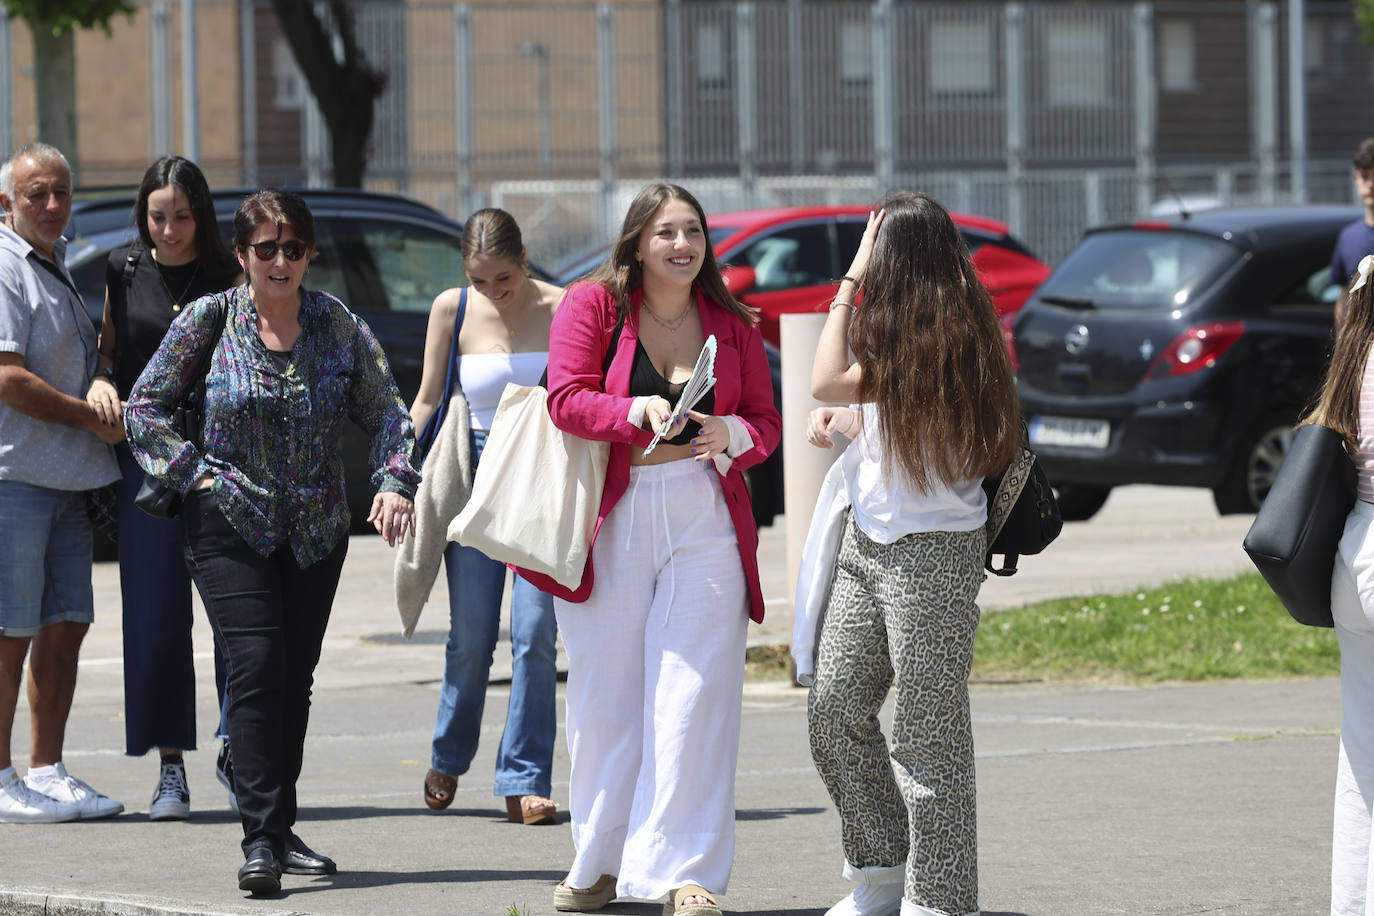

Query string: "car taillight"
[1001, 311, 1019, 373]
[1144, 321, 1244, 379]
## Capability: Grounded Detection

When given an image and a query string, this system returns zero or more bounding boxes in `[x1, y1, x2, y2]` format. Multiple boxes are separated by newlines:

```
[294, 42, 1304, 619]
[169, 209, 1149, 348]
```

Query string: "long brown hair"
[850, 190, 1022, 491]
[583, 182, 756, 324]
[1303, 260, 1374, 444]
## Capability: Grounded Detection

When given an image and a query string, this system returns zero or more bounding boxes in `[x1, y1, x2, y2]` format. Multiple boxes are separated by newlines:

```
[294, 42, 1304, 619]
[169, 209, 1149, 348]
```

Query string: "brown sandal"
[423, 768, 456, 810]
[506, 794, 557, 825]
[663, 884, 720, 915]
[554, 874, 616, 911]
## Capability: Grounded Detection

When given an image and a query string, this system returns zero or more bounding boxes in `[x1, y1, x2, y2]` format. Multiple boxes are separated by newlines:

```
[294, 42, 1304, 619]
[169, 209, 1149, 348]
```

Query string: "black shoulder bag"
[134, 296, 229, 519]
[982, 443, 1063, 576]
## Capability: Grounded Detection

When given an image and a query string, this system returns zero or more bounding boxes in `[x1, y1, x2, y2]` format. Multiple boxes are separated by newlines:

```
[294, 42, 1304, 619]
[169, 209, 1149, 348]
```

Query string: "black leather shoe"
[237, 846, 281, 895]
[283, 832, 337, 875]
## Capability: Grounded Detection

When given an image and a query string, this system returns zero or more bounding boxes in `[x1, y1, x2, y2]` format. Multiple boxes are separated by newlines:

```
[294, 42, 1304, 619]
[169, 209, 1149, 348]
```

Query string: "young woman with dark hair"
[84, 155, 239, 821]
[531, 182, 780, 915]
[803, 191, 1021, 916]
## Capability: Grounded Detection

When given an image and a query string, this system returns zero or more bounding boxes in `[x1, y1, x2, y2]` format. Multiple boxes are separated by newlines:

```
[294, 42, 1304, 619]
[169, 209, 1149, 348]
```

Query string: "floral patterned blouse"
[125, 284, 420, 566]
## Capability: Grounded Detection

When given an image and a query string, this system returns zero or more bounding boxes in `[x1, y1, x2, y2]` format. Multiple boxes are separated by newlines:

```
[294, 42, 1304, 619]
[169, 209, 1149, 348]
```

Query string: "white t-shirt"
[459, 352, 548, 431]
[843, 402, 987, 543]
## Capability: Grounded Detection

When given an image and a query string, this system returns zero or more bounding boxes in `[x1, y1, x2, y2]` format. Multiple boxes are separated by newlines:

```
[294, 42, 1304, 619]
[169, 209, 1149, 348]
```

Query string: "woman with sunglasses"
[125, 189, 420, 894]
[83, 156, 240, 821]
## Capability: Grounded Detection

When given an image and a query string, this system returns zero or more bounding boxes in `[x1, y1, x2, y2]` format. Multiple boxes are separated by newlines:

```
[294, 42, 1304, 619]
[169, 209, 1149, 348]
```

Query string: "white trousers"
[555, 458, 750, 901]
[1333, 500, 1374, 915]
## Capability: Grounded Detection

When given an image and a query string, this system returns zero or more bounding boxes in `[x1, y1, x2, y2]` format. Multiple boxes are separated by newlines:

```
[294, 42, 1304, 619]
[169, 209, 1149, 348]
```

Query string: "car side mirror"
[722, 265, 757, 296]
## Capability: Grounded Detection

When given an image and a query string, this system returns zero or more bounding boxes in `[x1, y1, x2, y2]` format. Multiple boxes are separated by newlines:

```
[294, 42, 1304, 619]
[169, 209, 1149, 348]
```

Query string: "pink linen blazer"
[518, 281, 781, 622]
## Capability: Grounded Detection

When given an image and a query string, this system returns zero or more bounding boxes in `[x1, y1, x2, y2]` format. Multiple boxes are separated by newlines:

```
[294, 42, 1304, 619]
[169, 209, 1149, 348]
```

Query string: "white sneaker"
[148, 758, 190, 821]
[826, 882, 904, 916]
[0, 769, 80, 824]
[24, 762, 124, 820]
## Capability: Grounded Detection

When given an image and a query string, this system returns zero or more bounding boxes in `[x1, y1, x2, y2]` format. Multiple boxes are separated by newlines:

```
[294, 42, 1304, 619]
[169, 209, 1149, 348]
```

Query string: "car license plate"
[1029, 416, 1110, 450]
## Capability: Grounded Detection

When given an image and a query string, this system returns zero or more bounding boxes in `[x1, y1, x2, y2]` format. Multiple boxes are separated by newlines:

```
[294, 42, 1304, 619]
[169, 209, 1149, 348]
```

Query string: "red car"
[707, 205, 1052, 345]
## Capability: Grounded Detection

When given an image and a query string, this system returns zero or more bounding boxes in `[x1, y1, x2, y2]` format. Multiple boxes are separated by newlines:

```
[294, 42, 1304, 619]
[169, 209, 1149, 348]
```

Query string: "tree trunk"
[31, 25, 79, 176]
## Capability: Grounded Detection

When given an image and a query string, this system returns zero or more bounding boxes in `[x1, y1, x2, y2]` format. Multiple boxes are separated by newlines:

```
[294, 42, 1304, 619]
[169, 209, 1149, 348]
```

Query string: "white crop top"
[459, 352, 549, 431]
[843, 403, 988, 542]
[1356, 346, 1374, 503]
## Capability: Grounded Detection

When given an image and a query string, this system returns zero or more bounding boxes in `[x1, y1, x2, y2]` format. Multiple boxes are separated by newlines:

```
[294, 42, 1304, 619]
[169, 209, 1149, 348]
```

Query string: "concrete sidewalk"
[2, 486, 1336, 915]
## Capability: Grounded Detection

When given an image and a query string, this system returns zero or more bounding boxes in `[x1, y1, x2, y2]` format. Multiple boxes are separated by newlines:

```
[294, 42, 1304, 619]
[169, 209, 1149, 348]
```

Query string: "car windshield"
[1040, 229, 1239, 310]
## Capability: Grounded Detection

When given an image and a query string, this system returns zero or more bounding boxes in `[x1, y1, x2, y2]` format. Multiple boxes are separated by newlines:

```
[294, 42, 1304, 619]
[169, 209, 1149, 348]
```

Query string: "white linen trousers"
[1332, 499, 1374, 915]
[554, 458, 750, 901]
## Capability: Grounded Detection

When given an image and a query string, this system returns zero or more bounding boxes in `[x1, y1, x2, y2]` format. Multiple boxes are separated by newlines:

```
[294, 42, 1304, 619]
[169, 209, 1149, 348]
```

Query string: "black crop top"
[628, 341, 715, 446]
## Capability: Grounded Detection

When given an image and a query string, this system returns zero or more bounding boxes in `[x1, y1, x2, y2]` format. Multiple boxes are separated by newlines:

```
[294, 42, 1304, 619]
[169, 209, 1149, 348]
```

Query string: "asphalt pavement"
[0, 485, 1339, 915]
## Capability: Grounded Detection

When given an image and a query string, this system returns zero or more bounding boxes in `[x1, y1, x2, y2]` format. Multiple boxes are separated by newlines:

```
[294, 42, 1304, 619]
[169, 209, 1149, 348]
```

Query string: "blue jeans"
[431, 430, 557, 797]
[0, 480, 93, 637]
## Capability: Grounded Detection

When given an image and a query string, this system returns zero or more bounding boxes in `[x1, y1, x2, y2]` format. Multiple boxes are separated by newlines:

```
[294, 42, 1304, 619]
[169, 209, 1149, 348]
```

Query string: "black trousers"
[181, 489, 347, 857]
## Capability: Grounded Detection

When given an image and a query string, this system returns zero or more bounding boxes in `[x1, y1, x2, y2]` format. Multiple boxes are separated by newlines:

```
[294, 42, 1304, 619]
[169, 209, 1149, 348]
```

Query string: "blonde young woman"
[408, 208, 563, 825]
[804, 191, 1020, 916]
[526, 183, 780, 915]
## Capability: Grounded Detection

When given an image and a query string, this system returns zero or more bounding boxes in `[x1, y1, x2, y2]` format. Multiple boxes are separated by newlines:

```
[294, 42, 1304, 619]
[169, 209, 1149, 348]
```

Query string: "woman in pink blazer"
[529, 183, 779, 915]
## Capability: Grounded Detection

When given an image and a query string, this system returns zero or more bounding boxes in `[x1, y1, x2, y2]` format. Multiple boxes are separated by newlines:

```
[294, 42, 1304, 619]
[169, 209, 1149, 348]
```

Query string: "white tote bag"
[448, 382, 609, 590]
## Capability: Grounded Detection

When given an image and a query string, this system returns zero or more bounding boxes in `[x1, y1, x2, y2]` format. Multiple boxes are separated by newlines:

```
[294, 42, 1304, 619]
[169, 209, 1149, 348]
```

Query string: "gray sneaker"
[0, 769, 80, 824]
[148, 758, 190, 821]
[24, 762, 124, 820]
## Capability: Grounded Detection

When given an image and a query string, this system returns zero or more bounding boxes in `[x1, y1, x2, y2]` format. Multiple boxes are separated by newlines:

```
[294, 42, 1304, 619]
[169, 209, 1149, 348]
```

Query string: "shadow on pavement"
[735, 805, 827, 821]
[276, 867, 567, 896]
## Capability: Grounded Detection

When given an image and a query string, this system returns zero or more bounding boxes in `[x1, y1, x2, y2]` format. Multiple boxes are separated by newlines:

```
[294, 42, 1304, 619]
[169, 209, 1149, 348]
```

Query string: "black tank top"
[628, 341, 715, 446]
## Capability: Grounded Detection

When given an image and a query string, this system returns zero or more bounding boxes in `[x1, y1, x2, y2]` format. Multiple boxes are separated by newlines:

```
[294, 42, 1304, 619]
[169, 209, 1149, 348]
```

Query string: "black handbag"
[1242, 423, 1355, 628]
[134, 296, 228, 519]
[983, 445, 1063, 576]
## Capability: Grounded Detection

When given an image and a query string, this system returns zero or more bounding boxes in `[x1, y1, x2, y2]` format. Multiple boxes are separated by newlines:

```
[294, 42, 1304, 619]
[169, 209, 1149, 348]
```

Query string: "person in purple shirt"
[1331, 138, 1374, 329]
[125, 189, 419, 895]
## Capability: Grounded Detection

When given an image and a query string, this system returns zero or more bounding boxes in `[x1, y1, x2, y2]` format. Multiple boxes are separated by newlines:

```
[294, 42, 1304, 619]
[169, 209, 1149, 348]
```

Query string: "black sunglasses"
[243, 240, 308, 262]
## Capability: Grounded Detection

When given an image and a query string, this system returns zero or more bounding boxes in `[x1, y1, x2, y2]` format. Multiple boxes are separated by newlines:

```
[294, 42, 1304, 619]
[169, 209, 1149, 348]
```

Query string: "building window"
[695, 21, 729, 92]
[1045, 20, 1111, 108]
[1159, 18, 1198, 93]
[840, 19, 872, 89]
[928, 19, 995, 95]
[273, 40, 306, 110]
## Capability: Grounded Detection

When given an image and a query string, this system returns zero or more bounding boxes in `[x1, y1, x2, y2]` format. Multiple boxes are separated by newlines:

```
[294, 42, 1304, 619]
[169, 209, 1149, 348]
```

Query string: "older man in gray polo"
[0, 142, 124, 823]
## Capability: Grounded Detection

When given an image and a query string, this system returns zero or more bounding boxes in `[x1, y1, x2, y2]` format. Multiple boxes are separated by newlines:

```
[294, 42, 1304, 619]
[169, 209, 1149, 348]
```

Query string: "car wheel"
[1213, 418, 1296, 515]
[1053, 483, 1112, 522]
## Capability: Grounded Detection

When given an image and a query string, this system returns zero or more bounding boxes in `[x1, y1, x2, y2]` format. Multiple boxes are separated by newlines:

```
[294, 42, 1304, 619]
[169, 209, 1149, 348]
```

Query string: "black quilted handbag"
[982, 446, 1063, 576]
[1242, 423, 1354, 628]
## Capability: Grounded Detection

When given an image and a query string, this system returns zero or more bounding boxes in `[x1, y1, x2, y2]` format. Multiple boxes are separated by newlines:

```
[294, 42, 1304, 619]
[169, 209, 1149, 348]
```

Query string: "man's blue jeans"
[431, 431, 557, 797]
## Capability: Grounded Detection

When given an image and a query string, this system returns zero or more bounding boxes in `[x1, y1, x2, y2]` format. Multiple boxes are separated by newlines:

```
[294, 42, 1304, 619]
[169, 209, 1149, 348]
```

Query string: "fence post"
[736, 3, 757, 204]
[181, 0, 199, 163]
[1287, 0, 1307, 202]
[872, 0, 895, 191]
[598, 3, 618, 240]
[1003, 3, 1025, 238]
[1253, 3, 1279, 203]
[151, 2, 171, 156]
[453, 3, 475, 216]
[787, 0, 805, 175]
[0, 8, 11, 159]
[665, 0, 682, 179]
[240, 0, 256, 186]
[1132, 3, 1155, 215]
[1084, 171, 1103, 227]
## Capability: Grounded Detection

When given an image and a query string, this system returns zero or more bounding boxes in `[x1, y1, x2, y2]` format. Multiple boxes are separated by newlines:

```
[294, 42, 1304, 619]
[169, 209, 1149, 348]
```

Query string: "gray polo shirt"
[0, 223, 119, 490]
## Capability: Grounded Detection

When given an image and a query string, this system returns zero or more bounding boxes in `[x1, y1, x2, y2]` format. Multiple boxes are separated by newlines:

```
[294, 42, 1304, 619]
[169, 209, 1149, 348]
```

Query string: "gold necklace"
[155, 259, 201, 312]
[641, 298, 694, 332]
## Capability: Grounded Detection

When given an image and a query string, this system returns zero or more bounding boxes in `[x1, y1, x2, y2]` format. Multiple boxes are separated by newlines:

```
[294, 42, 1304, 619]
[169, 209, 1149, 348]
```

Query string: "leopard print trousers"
[808, 515, 984, 916]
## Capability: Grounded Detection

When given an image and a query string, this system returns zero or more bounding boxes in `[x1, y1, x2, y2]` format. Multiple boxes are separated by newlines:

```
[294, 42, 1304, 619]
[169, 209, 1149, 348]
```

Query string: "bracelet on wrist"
[840, 275, 859, 287]
[829, 299, 854, 312]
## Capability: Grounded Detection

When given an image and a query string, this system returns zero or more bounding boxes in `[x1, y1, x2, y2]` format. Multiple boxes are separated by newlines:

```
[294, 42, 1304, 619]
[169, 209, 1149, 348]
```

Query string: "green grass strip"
[972, 571, 1339, 683]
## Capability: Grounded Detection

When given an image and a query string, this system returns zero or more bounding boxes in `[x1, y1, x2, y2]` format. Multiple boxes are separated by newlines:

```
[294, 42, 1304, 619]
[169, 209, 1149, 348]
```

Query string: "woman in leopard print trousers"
[803, 191, 1021, 916]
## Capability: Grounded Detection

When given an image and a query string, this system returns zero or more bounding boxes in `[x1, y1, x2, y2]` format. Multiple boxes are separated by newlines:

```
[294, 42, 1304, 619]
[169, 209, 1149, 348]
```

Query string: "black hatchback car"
[1010, 205, 1359, 520]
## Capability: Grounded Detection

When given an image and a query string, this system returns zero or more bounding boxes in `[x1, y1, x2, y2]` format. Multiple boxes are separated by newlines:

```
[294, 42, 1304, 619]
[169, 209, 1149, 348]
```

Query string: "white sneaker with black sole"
[148, 757, 190, 821]
[0, 768, 80, 824]
[24, 762, 124, 820]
